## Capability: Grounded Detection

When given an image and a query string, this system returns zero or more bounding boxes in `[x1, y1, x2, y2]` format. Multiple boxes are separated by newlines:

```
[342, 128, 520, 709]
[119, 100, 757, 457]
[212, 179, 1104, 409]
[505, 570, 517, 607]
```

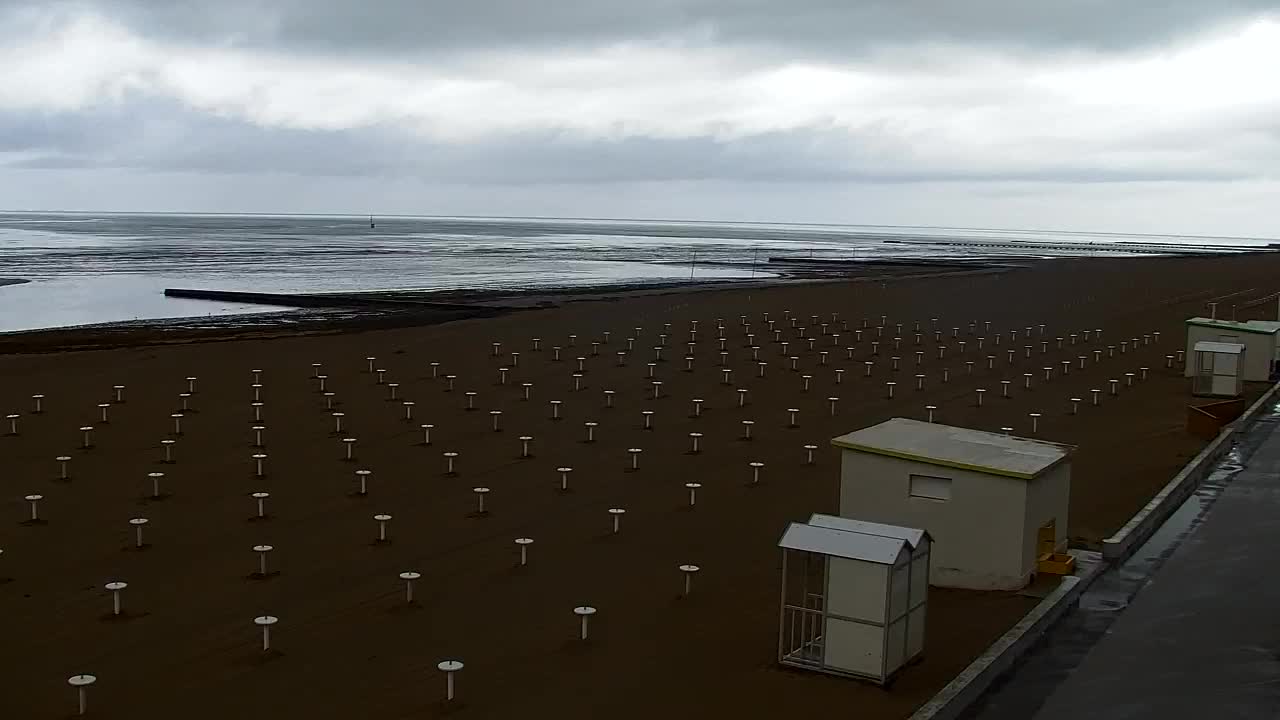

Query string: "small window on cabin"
[909, 474, 952, 501]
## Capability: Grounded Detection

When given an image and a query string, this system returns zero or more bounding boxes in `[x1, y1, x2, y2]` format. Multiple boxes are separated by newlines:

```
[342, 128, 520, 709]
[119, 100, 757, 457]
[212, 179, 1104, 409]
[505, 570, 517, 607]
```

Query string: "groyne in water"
[163, 288, 513, 313]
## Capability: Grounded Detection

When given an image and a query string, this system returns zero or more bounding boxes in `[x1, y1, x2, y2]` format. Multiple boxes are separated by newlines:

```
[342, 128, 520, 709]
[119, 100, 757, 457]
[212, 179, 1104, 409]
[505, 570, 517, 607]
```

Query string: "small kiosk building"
[832, 419, 1072, 590]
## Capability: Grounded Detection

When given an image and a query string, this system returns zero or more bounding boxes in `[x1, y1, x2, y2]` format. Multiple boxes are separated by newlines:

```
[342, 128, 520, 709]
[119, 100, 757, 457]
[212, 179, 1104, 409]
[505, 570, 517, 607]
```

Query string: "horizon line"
[0, 208, 1275, 244]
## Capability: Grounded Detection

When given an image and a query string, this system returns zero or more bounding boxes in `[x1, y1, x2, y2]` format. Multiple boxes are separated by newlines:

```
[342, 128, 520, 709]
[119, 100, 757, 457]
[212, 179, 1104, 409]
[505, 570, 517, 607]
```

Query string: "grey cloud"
[6, 0, 1278, 59]
[0, 111, 138, 154]
[0, 0, 1277, 235]
[0, 102, 1257, 185]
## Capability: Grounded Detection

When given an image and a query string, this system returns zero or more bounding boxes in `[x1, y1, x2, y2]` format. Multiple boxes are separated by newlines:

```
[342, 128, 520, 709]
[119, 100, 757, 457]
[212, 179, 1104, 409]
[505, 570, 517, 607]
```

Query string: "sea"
[0, 213, 1271, 333]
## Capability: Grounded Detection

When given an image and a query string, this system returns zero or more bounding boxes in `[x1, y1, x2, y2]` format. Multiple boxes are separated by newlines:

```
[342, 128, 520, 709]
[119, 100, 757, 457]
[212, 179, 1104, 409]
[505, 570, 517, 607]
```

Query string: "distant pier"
[881, 238, 1270, 255]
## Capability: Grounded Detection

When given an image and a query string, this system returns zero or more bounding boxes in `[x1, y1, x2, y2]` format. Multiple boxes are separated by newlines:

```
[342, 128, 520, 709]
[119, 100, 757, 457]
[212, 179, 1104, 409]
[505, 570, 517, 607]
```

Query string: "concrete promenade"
[989, 414, 1280, 719]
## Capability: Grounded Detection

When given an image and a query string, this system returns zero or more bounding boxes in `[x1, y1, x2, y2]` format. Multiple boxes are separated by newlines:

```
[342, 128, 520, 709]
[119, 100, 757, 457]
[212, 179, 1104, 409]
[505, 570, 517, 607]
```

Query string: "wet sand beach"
[1, 253, 1277, 719]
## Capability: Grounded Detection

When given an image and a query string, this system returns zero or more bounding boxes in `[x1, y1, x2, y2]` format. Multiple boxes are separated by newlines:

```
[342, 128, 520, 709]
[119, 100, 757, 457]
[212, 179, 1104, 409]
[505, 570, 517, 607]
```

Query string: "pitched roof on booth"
[809, 514, 930, 550]
[831, 418, 1071, 480]
[779, 522, 907, 565]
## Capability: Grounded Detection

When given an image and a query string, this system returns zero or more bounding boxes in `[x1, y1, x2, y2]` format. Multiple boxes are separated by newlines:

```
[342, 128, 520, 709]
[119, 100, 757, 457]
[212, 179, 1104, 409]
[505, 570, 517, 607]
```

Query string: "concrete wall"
[1184, 324, 1272, 381]
[1020, 463, 1071, 572]
[839, 451, 1030, 590]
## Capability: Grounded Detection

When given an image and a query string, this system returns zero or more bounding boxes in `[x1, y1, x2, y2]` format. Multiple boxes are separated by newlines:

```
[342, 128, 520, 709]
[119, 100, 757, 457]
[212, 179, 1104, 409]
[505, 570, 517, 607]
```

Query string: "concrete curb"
[908, 562, 1100, 720]
[1103, 380, 1280, 564]
[1101, 426, 1233, 563]
[1234, 380, 1280, 432]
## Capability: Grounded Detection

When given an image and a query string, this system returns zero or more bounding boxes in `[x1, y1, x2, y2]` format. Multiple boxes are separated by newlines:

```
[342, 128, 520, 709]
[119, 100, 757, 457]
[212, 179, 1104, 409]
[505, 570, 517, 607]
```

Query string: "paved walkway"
[1029, 420, 1280, 720]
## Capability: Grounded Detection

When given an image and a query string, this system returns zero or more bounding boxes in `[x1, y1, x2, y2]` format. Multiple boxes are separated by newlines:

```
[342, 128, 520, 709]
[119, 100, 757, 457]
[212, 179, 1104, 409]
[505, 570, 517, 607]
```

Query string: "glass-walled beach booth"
[776, 516, 929, 685]
[1191, 341, 1245, 398]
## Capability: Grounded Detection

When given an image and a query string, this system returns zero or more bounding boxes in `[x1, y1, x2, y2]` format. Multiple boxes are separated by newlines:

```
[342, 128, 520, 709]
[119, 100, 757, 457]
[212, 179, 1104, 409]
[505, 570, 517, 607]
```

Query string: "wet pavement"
[965, 405, 1280, 720]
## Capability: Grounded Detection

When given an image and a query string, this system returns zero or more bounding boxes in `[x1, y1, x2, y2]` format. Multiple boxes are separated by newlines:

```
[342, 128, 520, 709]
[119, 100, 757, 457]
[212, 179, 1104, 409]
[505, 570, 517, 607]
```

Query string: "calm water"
[0, 213, 1269, 333]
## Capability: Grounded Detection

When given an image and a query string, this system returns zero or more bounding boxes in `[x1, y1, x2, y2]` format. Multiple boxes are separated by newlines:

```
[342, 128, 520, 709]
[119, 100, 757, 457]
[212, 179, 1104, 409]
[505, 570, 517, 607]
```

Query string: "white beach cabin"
[1184, 317, 1279, 382]
[777, 515, 930, 684]
[1190, 341, 1246, 398]
[832, 418, 1071, 591]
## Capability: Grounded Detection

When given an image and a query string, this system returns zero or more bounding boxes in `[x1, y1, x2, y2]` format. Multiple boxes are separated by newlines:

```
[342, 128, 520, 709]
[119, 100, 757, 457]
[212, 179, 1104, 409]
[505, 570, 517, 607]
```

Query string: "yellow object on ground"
[1038, 553, 1076, 575]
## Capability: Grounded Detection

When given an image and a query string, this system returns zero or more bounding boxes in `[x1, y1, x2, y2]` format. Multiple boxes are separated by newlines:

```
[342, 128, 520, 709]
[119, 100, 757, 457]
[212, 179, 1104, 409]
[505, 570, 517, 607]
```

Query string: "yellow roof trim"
[829, 438, 1047, 480]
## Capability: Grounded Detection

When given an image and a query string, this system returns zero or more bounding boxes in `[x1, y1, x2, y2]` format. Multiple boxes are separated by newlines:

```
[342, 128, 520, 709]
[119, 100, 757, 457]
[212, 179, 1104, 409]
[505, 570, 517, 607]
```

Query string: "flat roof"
[1247, 320, 1280, 332]
[779, 522, 907, 565]
[808, 514, 929, 550]
[1193, 341, 1245, 354]
[1186, 317, 1280, 336]
[831, 418, 1071, 480]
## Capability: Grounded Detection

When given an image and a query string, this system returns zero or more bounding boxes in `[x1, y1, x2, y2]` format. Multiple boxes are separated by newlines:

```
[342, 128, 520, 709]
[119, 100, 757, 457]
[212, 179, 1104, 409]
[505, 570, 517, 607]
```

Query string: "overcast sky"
[2, 0, 1278, 236]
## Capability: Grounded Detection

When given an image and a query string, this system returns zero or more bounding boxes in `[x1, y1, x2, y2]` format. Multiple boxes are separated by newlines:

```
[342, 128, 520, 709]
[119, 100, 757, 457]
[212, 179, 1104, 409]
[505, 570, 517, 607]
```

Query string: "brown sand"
[1, 253, 1277, 719]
